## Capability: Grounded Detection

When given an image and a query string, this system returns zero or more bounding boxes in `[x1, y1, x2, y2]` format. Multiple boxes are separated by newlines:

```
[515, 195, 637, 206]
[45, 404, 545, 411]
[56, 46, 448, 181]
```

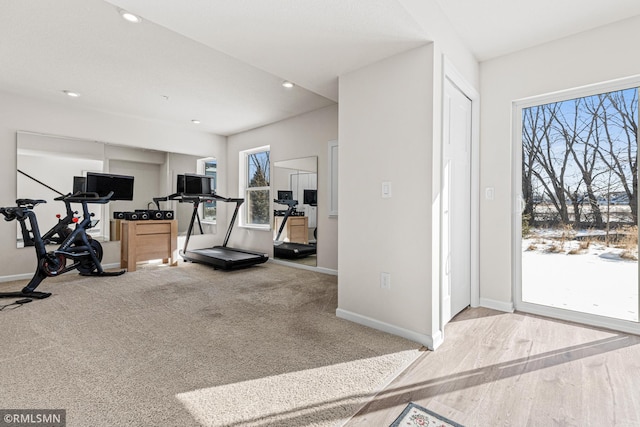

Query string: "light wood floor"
[344, 307, 640, 427]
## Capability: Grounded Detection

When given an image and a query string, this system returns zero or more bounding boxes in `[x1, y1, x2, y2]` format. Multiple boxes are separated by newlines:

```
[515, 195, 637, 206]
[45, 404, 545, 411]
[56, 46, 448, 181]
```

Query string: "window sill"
[239, 224, 271, 231]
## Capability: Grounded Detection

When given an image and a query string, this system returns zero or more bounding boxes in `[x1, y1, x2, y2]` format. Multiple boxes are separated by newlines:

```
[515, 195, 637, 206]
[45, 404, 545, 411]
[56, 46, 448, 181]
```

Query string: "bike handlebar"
[53, 193, 72, 202]
[0, 206, 27, 221]
[64, 191, 114, 204]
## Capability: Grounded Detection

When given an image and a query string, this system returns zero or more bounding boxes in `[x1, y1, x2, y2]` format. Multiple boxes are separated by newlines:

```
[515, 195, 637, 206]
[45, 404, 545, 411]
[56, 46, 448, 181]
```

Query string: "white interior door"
[442, 78, 472, 324]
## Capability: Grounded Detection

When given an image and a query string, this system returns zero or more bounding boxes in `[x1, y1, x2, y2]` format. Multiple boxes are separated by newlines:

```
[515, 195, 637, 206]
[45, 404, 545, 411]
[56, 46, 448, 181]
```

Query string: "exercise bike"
[0, 191, 125, 299]
[18, 193, 75, 247]
[17, 170, 77, 247]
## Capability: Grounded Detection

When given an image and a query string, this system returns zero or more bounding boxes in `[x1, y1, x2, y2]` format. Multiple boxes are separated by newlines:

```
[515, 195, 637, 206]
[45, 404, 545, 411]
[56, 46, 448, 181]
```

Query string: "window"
[240, 146, 270, 227]
[198, 158, 217, 222]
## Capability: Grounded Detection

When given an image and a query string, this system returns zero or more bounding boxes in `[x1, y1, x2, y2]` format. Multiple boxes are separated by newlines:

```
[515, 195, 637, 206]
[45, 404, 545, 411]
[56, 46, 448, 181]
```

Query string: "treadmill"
[273, 198, 317, 259]
[158, 174, 268, 270]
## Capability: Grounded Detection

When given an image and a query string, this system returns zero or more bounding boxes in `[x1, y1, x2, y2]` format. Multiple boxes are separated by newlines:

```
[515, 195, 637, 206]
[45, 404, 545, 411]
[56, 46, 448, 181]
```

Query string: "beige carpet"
[0, 261, 421, 427]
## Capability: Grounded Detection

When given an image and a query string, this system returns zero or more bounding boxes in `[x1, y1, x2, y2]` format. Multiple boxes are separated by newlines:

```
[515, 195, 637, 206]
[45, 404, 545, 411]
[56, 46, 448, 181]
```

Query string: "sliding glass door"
[514, 82, 639, 331]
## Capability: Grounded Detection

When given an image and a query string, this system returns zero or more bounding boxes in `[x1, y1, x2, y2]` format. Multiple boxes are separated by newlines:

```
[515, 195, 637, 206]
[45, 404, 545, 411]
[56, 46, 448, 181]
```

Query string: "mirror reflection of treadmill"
[273, 198, 316, 259]
[171, 174, 268, 270]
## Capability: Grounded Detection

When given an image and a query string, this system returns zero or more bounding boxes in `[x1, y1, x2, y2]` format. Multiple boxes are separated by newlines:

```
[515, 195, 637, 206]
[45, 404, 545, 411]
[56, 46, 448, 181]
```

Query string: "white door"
[442, 78, 472, 324]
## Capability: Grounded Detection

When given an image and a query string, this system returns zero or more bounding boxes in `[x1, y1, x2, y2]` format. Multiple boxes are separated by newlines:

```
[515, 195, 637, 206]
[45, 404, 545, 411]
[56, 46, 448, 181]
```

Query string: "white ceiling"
[1, 0, 639, 136]
[433, 0, 640, 61]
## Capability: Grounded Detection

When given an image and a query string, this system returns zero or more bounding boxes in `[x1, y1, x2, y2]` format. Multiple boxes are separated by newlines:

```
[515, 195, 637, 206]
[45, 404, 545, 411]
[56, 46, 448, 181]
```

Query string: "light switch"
[485, 187, 494, 200]
[382, 181, 392, 198]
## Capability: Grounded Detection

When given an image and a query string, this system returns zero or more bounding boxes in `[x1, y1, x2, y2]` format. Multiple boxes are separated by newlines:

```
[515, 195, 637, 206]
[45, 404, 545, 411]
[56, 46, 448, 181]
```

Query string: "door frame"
[439, 57, 480, 334]
[511, 75, 640, 335]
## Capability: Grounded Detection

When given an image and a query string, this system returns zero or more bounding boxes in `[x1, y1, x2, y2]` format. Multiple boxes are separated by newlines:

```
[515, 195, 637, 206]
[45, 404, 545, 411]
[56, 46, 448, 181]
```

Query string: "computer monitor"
[85, 172, 134, 201]
[303, 189, 317, 206]
[277, 190, 293, 200]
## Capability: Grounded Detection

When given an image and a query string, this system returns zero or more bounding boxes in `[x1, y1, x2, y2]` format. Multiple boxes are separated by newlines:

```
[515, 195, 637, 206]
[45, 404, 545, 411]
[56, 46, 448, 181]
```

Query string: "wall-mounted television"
[277, 190, 293, 201]
[303, 189, 317, 206]
[85, 172, 134, 201]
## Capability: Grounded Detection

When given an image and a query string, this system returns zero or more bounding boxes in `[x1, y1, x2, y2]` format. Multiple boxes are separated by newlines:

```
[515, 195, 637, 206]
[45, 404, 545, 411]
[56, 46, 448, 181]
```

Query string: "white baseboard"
[336, 308, 442, 350]
[0, 263, 122, 283]
[0, 273, 33, 283]
[480, 297, 515, 313]
[269, 258, 338, 276]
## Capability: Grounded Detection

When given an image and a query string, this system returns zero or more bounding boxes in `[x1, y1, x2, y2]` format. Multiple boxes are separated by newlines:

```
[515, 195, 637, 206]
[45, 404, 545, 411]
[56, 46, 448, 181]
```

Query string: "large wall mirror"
[16, 131, 214, 248]
[272, 156, 318, 267]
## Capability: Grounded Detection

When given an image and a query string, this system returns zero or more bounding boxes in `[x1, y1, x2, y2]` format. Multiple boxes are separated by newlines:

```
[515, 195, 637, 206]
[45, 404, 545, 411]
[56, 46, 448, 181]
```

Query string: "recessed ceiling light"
[191, 120, 201, 124]
[282, 81, 294, 89]
[119, 10, 142, 23]
[63, 90, 81, 98]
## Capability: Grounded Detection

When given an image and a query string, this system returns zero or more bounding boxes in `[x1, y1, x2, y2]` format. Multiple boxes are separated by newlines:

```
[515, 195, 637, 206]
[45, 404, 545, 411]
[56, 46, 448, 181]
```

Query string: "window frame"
[512, 75, 640, 335]
[197, 157, 217, 224]
[239, 145, 271, 230]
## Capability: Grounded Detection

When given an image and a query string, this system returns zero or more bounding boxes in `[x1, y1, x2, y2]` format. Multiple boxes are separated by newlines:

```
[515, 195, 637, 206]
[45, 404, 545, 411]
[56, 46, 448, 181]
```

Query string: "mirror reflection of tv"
[303, 189, 317, 206]
[277, 190, 293, 200]
[73, 176, 86, 194]
[182, 173, 214, 195]
[176, 174, 185, 193]
[85, 172, 134, 201]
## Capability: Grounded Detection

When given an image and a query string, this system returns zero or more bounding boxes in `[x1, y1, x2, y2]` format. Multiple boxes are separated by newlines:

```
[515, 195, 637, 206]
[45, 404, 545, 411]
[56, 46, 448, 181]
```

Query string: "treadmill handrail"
[153, 192, 181, 210]
[274, 198, 298, 242]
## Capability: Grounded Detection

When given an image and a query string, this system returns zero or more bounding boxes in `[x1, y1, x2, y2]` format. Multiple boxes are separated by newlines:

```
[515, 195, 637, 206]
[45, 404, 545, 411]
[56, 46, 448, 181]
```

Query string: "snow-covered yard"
[522, 229, 638, 321]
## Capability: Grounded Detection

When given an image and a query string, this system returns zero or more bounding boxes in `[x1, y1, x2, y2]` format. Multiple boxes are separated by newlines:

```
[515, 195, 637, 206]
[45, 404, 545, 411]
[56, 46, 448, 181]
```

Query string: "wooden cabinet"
[120, 220, 177, 272]
[274, 215, 308, 244]
[110, 219, 122, 241]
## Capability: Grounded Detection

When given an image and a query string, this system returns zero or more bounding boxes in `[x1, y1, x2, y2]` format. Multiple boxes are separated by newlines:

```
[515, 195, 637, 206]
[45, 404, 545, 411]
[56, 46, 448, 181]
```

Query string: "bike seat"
[16, 199, 47, 208]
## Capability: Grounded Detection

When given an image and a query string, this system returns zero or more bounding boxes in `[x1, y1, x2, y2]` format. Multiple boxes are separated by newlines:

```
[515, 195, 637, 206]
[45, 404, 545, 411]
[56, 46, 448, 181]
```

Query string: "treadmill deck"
[182, 246, 268, 270]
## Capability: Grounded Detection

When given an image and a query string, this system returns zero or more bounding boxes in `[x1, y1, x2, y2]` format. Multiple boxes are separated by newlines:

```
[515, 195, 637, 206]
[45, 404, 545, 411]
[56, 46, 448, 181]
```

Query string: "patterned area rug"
[390, 402, 465, 427]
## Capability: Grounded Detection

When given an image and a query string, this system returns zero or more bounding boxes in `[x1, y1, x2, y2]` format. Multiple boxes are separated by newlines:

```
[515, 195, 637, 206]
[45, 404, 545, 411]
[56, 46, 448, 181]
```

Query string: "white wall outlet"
[381, 181, 392, 198]
[380, 272, 391, 289]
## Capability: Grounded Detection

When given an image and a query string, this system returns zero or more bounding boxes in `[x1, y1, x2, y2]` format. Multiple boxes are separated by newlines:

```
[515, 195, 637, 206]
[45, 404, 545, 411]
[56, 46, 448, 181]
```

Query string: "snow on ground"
[522, 230, 638, 322]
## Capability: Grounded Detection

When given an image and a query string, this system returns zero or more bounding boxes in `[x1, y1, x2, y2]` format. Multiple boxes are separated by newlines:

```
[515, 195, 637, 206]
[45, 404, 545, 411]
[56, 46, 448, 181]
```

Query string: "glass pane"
[203, 203, 216, 221]
[204, 160, 217, 221]
[248, 151, 270, 188]
[521, 87, 638, 321]
[247, 189, 270, 225]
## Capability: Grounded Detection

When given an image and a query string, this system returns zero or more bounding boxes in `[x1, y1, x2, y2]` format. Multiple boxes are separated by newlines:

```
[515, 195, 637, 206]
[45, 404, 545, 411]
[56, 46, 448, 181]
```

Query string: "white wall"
[337, 45, 440, 347]
[226, 104, 339, 271]
[337, 22, 479, 347]
[479, 15, 640, 307]
[332, 0, 481, 351]
[0, 90, 225, 278]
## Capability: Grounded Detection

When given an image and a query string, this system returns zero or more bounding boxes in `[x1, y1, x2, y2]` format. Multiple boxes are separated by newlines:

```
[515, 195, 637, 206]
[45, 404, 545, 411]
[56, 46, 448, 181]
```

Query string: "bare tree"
[524, 102, 572, 225]
[522, 87, 638, 231]
[557, 96, 606, 228]
[597, 89, 638, 224]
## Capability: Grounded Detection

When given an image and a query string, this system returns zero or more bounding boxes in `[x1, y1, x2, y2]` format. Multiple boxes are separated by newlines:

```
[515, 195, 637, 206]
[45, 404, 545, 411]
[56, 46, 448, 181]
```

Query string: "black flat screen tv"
[303, 189, 317, 206]
[277, 190, 293, 200]
[85, 172, 134, 201]
[177, 174, 185, 194]
[181, 173, 214, 195]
